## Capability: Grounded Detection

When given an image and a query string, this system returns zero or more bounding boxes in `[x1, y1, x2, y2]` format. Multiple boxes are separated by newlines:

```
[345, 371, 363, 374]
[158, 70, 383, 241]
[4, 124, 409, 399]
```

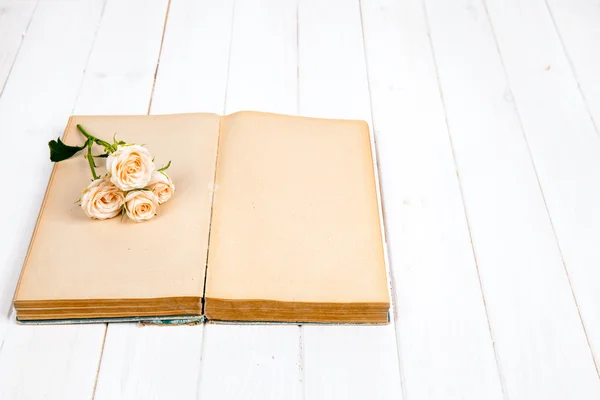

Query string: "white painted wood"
[197, 1, 302, 398]
[74, 0, 168, 115]
[424, 0, 600, 398]
[200, 325, 302, 400]
[0, 1, 107, 399]
[297, 1, 402, 398]
[0, 324, 105, 400]
[486, 0, 600, 374]
[545, 0, 600, 134]
[94, 1, 231, 398]
[223, 0, 297, 115]
[150, 0, 234, 115]
[95, 323, 204, 400]
[360, 0, 503, 398]
[0, 0, 37, 96]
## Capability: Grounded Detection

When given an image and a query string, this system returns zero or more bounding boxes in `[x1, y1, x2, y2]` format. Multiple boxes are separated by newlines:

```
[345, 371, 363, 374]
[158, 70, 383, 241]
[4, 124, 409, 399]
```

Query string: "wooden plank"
[150, 0, 232, 114]
[0, 324, 104, 399]
[0, 0, 37, 95]
[297, 1, 402, 398]
[486, 0, 600, 374]
[359, 0, 504, 398]
[200, 325, 302, 399]
[197, 1, 303, 398]
[0, 1, 107, 399]
[545, 0, 600, 133]
[94, 1, 232, 398]
[424, 0, 600, 398]
[222, 0, 297, 114]
[95, 323, 204, 400]
[73, 0, 168, 115]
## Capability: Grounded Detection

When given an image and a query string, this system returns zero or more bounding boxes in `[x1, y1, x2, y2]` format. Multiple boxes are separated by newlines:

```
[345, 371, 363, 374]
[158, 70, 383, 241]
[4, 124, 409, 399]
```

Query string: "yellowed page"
[15, 114, 220, 306]
[206, 111, 389, 306]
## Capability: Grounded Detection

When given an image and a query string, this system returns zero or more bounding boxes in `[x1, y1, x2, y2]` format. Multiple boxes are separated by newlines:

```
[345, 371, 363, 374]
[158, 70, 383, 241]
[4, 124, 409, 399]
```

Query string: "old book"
[13, 111, 389, 324]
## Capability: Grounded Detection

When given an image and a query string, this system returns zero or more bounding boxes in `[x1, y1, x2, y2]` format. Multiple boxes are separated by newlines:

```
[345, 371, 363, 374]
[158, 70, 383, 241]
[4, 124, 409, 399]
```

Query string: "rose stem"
[85, 142, 99, 180]
[76, 124, 115, 152]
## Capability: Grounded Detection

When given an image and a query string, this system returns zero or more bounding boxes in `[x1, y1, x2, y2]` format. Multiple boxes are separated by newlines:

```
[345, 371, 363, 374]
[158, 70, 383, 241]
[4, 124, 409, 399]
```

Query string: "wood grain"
[424, 0, 600, 398]
[545, 0, 600, 134]
[0, 0, 37, 96]
[360, 0, 504, 398]
[487, 0, 600, 369]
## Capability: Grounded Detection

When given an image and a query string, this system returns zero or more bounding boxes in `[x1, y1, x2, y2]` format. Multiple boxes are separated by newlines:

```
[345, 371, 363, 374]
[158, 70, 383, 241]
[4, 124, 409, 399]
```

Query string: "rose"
[124, 190, 159, 222]
[80, 178, 125, 220]
[147, 171, 175, 204]
[106, 144, 155, 191]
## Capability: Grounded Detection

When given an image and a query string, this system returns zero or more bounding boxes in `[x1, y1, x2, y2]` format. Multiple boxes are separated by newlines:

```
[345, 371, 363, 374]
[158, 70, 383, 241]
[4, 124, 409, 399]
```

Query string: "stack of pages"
[13, 111, 390, 324]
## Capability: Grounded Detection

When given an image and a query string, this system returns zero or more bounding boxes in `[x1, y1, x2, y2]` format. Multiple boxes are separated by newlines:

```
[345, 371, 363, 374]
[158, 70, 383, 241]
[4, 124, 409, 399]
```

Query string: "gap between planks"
[541, 0, 600, 139]
[419, 0, 507, 396]
[70, 0, 108, 117]
[357, 0, 406, 397]
[0, 0, 39, 100]
[146, 0, 172, 115]
[481, 0, 600, 378]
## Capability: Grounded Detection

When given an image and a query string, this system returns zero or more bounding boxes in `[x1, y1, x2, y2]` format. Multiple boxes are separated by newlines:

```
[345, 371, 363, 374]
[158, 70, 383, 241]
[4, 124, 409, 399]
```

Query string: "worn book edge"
[12, 111, 392, 325]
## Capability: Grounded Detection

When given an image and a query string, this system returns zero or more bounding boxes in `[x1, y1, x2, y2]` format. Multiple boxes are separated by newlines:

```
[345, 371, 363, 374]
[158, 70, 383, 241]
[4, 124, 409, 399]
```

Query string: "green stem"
[86, 141, 99, 180]
[77, 124, 115, 152]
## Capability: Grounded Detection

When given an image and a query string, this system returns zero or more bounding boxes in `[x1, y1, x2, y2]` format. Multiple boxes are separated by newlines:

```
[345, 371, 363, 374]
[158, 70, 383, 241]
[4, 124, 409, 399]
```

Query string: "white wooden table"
[1, 0, 600, 398]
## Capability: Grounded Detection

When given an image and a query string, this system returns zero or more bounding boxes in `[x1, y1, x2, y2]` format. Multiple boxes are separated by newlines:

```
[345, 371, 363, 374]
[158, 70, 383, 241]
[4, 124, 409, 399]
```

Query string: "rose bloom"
[106, 144, 155, 191]
[147, 171, 175, 204]
[124, 190, 159, 222]
[81, 178, 125, 220]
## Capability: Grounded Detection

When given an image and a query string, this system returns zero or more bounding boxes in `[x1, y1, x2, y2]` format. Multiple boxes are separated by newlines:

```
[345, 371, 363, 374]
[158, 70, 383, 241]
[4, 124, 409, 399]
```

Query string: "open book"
[13, 111, 390, 324]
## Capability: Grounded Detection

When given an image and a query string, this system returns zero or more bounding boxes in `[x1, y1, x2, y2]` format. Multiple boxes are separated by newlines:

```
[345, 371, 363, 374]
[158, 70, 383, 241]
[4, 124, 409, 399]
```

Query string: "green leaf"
[49, 138, 88, 162]
[93, 153, 109, 158]
[157, 160, 171, 172]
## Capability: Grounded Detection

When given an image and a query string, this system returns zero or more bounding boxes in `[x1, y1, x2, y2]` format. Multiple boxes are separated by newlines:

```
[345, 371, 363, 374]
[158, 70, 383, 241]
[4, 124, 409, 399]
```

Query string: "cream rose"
[124, 190, 159, 222]
[147, 171, 175, 204]
[106, 144, 155, 191]
[80, 178, 125, 220]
